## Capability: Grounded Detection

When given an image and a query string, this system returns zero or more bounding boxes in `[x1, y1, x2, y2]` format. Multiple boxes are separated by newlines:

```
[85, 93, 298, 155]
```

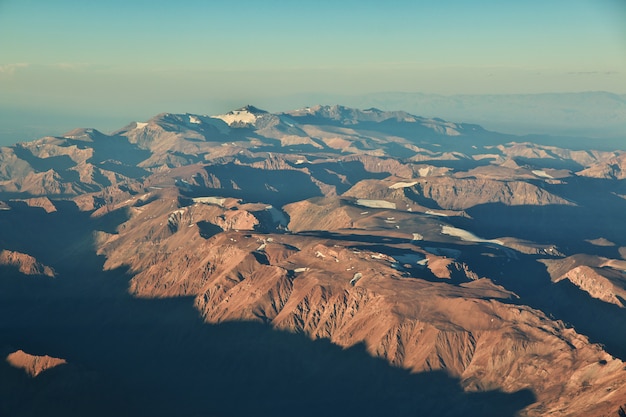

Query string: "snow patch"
[355, 199, 396, 209]
[214, 110, 258, 126]
[350, 272, 363, 286]
[441, 225, 503, 245]
[532, 170, 554, 179]
[189, 115, 201, 124]
[388, 181, 418, 190]
[193, 197, 226, 207]
[265, 205, 289, 227]
[426, 210, 449, 217]
[135, 122, 148, 129]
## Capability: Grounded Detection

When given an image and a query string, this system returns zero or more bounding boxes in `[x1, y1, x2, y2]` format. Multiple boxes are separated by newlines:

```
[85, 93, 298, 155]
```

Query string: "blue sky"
[0, 0, 624, 136]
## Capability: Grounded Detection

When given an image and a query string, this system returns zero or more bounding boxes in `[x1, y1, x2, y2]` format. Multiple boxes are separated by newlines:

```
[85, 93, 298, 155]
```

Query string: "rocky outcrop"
[541, 255, 626, 307]
[577, 153, 626, 179]
[407, 177, 573, 210]
[6, 350, 67, 377]
[0, 250, 55, 277]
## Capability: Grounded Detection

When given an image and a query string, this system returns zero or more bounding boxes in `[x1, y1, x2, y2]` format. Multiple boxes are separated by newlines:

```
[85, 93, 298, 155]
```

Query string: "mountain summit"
[213, 105, 269, 127]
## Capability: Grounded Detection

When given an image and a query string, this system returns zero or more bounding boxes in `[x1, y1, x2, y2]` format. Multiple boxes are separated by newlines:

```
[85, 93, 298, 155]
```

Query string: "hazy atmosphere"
[1, 0, 625, 142]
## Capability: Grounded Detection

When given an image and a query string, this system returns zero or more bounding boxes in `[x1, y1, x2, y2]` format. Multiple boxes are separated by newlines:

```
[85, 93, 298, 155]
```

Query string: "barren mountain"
[0, 249, 55, 277]
[540, 255, 626, 307]
[577, 152, 626, 179]
[1, 105, 626, 416]
[5, 350, 67, 377]
[402, 177, 573, 210]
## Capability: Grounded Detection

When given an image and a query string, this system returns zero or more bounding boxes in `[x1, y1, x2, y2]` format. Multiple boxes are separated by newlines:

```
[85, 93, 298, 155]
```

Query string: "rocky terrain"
[1, 105, 626, 416]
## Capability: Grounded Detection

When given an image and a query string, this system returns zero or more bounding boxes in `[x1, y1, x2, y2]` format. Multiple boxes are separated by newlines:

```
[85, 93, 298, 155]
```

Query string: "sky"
[0, 0, 625, 139]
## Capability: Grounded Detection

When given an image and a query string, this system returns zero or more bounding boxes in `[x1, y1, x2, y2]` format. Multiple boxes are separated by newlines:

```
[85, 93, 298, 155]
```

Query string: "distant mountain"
[275, 91, 626, 140]
[1, 105, 626, 417]
[0, 106, 508, 198]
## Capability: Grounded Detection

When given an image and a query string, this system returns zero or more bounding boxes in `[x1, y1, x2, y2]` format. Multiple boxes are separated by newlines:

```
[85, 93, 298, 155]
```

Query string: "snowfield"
[426, 210, 449, 217]
[441, 225, 503, 245]
[355, 199, 397, 209]
[214, 110, 258, 126]
[193, 197, 226, 207]
[532, 170, 554, 179]
[388, 181, 418, 190]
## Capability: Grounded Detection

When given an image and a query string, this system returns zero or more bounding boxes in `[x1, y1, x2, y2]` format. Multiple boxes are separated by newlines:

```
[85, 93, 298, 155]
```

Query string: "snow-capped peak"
[213, 105, 268, 127]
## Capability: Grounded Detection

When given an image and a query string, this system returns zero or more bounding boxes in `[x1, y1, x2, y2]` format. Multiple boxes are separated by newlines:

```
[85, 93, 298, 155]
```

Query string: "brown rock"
[6, 350, 67, 377]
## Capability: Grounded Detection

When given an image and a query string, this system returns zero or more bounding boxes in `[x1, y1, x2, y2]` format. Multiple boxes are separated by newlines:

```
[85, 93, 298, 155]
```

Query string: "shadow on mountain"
[546, 177, 626, 220]
[403, 187, 443, 209]
[0, 348, 133, 417]
[61, 132, 153, 178]
[463, 199, 626, 251]
[546, 278, 626, 359]
[513, 156, 583, 171]
[91, 206, 133, 235]
[457, 243, 626, 360]
[192, 163, 324, 207]
[384, 141, 419, 158]
[98, 160, 150, 178]
[11, 133, 151, 181]
[308, 160, 390, 194]
[255, 143, 329, 154]
[79, 133, 151, 167]
[12, 145, 77, 172]
[449, 182, 626, 358]
[296, 230, 412, 246]
[197, 220, 224, 239]
[413, 157, 493, 172]
[0, 200, 535, 417]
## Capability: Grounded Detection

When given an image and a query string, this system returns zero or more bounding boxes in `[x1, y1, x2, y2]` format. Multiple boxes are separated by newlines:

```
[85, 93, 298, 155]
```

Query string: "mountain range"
[334, 91, 626, 139]
[2, 91, 625, 147]
[1, 104, 626, 416]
